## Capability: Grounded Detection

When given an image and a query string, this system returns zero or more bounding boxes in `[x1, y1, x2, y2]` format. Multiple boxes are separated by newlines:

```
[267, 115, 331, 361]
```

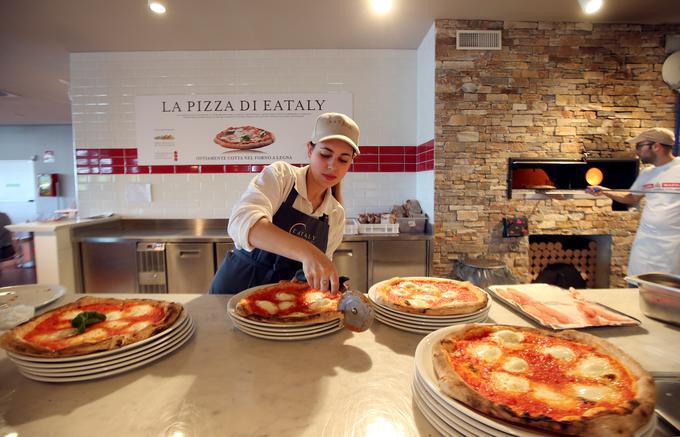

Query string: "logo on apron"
[289, 222, 317, 242]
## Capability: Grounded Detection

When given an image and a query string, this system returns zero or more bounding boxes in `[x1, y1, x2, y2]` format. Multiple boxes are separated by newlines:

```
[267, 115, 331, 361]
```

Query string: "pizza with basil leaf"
[0, 297, 182, 357]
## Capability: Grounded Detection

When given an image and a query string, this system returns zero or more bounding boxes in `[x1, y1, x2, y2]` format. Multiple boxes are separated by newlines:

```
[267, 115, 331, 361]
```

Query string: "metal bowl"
[625, 273, 680, 326]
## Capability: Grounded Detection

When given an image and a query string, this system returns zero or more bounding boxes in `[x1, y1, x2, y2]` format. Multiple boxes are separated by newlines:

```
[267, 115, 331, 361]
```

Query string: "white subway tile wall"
[71, 50, 434, 219]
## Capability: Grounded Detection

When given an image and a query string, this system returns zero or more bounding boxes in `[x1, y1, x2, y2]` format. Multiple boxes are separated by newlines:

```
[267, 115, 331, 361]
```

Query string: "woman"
[209, 112, 360, 294]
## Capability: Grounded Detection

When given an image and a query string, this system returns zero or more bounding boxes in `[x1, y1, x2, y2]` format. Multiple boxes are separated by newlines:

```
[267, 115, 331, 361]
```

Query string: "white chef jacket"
[227, 161, 345, 259]
[628, 157, 680, 276]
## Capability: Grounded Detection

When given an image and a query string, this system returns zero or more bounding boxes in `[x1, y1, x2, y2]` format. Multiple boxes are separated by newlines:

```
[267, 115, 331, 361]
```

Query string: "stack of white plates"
[227, 288, 343, 341]
[6, 309, 195, 383]
[411, 325, 657, 437]
[367, 283, 491, 334]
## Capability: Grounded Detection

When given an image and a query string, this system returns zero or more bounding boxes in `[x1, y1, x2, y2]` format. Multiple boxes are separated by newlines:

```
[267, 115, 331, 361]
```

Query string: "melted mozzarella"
[104, 320, 130, 329]
[59, 309, 83, 321]
[286, 312, 307, 318]
[275, 292, 295, 301]
[442, 291, 458, 298]
[106, 311, 124, 321]
[124, 304, 154, 317]
[255, 300, 278, 315]
[572, 384, 620, 403]
[278, 301, 294, 311]
[470, 344, 502, 362]
[34, 329, 76, 342]
[491, 329, 525, 345]
[62, 328, 108, 346]
[492, 372, 530, 393]
[419, 284, 439, 294]
[532, 386, 574, 409]
[543, 345, 575, 361]
[575, 356, 616, 378]
[308, 298, 333, 311]
[391, 289, 410, 297]
[400, 281, 418, 290]
[502, 356, 528, 373]
[303, 291, 324, 305]
[127, 321, 152, 332]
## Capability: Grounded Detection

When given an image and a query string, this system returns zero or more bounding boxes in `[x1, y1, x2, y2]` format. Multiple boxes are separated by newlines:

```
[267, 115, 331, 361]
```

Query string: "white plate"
[7, 307, 189, 363]
[227, 284, 342, 328]
[11, 316, 193, 371]
[0, 284, 65, 309]
[17, 321, 195, 377]
[226, 310, 338, 333]
[413, 324, 657, 437]
[373, 304, 489, 326]
[375, 312, 488, 334]
[368, 278, 491, 321]
[234, 323, 343, 341]
[17, 325, 195, 383]
[413, 377, 495, 437]
[229, 314, 340, 335]
[412, 381, 460, 437]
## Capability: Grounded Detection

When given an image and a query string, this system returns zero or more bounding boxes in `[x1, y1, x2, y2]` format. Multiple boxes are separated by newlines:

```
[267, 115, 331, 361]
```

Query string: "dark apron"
[209, 186, 329, 294]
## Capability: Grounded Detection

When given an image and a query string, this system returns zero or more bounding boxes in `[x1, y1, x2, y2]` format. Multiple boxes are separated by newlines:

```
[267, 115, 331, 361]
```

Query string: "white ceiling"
[1, 0, 679, 125]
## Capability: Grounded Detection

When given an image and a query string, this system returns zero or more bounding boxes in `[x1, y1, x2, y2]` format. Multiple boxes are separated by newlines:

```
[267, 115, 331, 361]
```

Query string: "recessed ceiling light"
[577, 0, 602, 14]
[371, 0, 392, 14]
[148, 0, 166, 14]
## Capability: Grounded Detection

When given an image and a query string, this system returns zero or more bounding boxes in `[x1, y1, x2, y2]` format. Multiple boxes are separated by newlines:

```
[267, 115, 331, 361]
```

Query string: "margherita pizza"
[0, 297, 183, 357]
[214, 126, 275, 150]
[235, 281, 342, 325]
[433, 324, 655, 436]
[374, 277, 488, 315]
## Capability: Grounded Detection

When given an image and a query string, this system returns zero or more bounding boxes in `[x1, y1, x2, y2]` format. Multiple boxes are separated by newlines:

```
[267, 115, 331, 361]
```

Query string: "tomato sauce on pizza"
[25, 302, 166, 351]
[433, 325, 655, 436]
[375, 277, 488, 316]
[235, 281, 341, 324]
[0, 297, 183, 357]
[448, 330, 636, 419]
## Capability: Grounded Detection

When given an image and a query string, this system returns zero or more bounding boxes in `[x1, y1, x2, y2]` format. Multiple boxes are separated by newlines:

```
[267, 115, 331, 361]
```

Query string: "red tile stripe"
[75, 142, 435, 174]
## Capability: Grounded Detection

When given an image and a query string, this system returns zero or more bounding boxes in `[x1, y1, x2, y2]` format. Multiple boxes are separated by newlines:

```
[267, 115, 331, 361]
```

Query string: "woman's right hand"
[301, 247, 339, 293]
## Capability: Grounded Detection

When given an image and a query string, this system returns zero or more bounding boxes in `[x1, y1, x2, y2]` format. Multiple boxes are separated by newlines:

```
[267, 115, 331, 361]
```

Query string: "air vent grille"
[456, 30, 502, 50]
[137, 243, 167, 293]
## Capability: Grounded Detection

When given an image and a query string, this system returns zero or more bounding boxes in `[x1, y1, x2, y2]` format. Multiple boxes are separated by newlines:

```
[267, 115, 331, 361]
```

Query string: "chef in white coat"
[587, 127, 680, 276]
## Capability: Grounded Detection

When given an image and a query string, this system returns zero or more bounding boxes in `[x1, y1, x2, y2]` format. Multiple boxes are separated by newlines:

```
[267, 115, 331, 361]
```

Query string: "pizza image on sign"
[213, 126, 276, 150]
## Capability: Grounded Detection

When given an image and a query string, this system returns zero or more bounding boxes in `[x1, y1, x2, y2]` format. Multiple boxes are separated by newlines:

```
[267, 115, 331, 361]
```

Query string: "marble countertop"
[0, 289, 678, 436]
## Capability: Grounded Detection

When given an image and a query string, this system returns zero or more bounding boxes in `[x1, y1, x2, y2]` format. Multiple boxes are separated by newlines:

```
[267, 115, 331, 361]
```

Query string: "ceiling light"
[148, 0, 166, 14]
[371, 0, 392, 14]
[577, 0, 602, 14]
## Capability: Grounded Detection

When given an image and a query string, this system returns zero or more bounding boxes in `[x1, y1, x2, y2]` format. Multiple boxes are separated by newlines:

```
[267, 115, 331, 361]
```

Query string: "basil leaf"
[241, 135, 251, 141]
[71, 311, 107, 334]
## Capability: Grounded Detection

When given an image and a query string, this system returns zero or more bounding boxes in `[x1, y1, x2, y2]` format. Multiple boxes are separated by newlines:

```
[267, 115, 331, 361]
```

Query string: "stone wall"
[434, 20, 680, 287]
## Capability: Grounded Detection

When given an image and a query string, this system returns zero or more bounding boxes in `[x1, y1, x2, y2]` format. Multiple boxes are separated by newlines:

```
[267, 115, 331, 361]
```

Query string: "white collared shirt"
[227, 161, 345, 259]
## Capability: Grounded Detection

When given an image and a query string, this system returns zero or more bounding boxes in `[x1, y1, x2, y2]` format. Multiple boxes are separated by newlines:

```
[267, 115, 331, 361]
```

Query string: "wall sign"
[135, 93, 353, 166]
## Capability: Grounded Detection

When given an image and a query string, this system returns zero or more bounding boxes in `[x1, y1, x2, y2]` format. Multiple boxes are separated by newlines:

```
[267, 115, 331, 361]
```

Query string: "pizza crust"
[235, 281, 342, 325]
[432, 324, 656, 436]
[374, 277, 488, 316]
[0, 297, 183, 357]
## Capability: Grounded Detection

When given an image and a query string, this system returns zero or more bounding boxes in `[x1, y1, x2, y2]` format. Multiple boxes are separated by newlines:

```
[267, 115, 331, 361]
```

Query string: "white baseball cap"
[626, 127, 675, 146]
[311, 112, 360, 155]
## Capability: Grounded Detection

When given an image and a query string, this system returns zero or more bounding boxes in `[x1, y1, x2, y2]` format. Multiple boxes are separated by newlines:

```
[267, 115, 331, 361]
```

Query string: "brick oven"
[432, 19, 680, 287]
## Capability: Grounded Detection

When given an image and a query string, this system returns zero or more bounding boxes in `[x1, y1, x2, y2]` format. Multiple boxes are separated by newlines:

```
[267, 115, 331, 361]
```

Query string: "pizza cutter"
[293, 270, 374, 332]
